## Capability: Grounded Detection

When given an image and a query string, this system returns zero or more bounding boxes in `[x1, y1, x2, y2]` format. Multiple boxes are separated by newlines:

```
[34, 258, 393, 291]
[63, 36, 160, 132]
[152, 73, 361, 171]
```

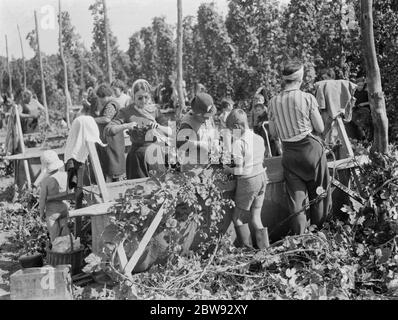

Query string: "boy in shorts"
[224, 109, 269, 249]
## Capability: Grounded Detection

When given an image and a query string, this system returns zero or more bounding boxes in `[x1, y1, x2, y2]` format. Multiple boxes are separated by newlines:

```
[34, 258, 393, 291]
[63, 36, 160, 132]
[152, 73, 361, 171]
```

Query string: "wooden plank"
[4, 146, 65, 161]
[336, 117, 354, 158]
[90, 177, 152, 200]
[87, 141, 111, 254]
[68, 179, 152, 217]
[87, 142, 110, 202]
[332, 178, 366, 205]
[68, 202, 116, 218]
[327, 155, 369, 170]
[117, 240, 128, 271]
[123, 202, 167, 275]
[4, 136, 131, 161]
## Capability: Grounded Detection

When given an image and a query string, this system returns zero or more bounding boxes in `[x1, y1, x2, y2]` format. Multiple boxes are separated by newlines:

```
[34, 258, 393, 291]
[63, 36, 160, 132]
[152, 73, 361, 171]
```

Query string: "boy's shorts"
[235, 171, 268, 212]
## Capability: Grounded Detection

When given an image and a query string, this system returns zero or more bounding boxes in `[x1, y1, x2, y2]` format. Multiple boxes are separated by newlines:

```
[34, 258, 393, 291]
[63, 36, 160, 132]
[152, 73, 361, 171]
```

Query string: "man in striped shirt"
[268, 59, 332, 235]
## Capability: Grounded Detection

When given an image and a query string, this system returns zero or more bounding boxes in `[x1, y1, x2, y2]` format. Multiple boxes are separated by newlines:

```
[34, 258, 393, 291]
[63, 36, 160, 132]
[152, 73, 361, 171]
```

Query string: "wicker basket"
[46, 233, 84, 276]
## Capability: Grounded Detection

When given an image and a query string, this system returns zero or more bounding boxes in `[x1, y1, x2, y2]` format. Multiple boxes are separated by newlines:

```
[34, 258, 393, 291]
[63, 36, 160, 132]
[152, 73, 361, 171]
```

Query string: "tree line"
[0, 0, 397, 140]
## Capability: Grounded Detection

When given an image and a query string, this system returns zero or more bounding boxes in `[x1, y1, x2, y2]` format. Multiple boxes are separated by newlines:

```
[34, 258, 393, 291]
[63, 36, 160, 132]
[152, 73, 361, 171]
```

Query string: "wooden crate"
[10, 265, 73, 300]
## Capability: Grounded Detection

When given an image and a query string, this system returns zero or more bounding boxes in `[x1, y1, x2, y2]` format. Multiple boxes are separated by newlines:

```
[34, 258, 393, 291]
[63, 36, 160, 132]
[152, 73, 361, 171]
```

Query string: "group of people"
[0, 90, 47, 133]
[36, 56, 374, 250]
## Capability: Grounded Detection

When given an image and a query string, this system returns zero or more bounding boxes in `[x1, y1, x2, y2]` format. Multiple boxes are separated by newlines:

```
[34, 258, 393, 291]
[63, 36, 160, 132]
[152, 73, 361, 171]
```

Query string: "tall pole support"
[360, 0, 389, 154]
[103, 0, 112, 84]
[5, 35, 13, 99]
[176, 0, 186, 120]
[34, 10, 50, 126]
[59, 0, 71, 128]
[17, 25, 27, 90]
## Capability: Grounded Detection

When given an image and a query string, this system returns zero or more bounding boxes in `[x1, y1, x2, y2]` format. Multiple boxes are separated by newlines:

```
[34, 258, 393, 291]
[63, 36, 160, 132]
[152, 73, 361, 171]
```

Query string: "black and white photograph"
[0, 0, 397, 304]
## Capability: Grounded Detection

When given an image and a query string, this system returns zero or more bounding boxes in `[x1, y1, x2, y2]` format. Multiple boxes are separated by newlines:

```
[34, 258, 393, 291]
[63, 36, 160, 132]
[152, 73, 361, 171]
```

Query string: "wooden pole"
[123, 202, 167, 275]
[87, 141, 110, 254]
[176, 0, 186, 120]
[58, 0, 71, 128]
[34, 10, 50, 126]
[360, 0, 389, 154]
[14, 104, 32, 189]
[17, 25, 27, 90]
[79, 51, 85, 101]
[0, 68, 3, 95]
[5, 35, 13, 99]
[103, 0, 112, 84]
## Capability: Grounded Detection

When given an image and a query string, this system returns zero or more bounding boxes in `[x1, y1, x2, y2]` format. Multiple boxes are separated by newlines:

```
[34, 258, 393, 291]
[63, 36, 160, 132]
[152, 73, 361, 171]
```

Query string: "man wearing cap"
[39, 150, 70, 242]
[268, 59, 331, 235]
[177, 92, 217, 167]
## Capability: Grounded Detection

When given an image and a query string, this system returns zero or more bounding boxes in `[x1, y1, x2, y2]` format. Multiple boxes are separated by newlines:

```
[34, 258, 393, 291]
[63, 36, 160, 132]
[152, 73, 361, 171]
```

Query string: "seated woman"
[105, 79, 171, 179]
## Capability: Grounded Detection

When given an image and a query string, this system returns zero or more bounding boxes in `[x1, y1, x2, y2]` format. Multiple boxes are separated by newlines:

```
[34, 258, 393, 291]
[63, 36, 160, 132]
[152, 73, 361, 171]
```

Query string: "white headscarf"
[64, 115, 106, 163]
[282, 66, 304, 82]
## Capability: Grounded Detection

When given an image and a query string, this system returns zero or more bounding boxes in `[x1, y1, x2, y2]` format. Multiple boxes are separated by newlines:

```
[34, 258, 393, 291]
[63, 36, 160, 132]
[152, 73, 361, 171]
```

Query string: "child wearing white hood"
[39, 150, 70, 242]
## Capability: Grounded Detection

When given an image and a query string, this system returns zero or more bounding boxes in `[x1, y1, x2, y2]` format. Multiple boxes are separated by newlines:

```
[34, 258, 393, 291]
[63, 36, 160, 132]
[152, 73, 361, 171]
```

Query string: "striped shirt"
[269, 89, 318, 142]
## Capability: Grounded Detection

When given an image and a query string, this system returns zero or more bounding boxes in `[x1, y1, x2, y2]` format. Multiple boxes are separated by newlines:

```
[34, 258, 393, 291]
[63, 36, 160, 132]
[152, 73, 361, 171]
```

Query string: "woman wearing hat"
[105, 79, 171, 179]
[39, 150, 70, 242]
[268, 59, 331, 235]
[177, 92, 217, 167]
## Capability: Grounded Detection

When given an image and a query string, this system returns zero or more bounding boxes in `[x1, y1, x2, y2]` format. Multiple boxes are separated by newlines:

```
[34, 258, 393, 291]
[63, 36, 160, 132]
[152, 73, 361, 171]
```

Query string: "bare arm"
[106, 121, 136, 136]
[310, 107, 325, 134]
[104, 109, 136, 136]
[94, 116, 112, 125]
[18, 113, 35, 119]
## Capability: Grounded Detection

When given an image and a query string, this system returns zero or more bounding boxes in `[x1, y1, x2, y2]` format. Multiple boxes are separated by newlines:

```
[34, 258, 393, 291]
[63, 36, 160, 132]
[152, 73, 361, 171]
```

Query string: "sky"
[0, 0, 232, 59]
